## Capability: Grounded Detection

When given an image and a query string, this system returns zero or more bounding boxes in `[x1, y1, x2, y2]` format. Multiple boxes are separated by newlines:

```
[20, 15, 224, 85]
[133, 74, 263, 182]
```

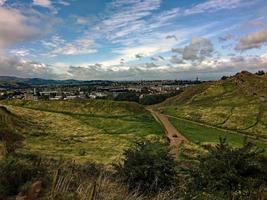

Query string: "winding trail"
[149, 109, 188, 156]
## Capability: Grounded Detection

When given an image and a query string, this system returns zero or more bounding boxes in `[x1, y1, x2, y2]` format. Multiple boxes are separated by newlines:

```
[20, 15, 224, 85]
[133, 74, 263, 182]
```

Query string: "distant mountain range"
[0, 76, 113, 88]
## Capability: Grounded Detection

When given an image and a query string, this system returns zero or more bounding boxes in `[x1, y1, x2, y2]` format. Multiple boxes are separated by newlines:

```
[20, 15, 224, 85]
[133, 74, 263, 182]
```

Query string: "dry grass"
[0, 100, 163, 165]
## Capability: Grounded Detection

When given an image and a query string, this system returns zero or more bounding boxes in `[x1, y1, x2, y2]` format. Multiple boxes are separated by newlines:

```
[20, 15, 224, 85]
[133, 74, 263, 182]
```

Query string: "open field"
[0, 100, 163, 164]
[169, 117, 267, 150]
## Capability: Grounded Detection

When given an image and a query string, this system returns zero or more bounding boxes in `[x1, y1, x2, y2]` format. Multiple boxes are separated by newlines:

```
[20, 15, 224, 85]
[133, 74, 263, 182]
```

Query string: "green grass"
[158, 72, 267, 138]
[170, 117, 267, 151]
[0, 100, 163, 165]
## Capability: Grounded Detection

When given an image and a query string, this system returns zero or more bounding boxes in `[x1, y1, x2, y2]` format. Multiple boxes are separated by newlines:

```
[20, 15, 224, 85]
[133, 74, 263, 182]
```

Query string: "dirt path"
[149, 110, 188, 156]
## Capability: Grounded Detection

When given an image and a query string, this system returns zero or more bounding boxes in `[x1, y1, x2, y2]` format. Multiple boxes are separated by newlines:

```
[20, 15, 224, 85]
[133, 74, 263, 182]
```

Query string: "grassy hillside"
[0, 100, 163, 164]
[0, 106, 31, 132]
[157, 71, 267, 143]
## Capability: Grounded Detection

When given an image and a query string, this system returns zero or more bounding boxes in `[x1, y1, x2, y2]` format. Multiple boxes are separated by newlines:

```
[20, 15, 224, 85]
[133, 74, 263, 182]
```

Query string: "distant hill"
[157, 71, 267, 138]
[0, 76, 113, 88]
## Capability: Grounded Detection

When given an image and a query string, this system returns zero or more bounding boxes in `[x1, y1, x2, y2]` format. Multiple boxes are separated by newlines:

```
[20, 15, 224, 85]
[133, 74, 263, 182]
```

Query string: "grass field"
[170, 117, 267, 151]
[0, 100, 163, 164]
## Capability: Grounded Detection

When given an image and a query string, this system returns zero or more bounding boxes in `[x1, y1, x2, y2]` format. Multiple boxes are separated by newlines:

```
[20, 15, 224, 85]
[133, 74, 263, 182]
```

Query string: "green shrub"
[0, 156, 45, 197]
[114, 140, 177, 194]
[186, 138, 267, 199]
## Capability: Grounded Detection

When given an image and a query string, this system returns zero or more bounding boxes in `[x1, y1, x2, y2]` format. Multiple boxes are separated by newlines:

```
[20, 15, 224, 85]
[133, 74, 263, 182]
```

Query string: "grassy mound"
[156, 71, 267, 142]
[1, 100, 163, 164]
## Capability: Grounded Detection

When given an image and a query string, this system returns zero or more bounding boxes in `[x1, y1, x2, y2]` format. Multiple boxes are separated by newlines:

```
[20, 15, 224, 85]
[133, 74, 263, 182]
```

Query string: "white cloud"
[52, 38, 97, 56]
[58, 54, 267, 80]
[0, 54, 56, 78]
[235, 29, 267, 50]
[1, 52, 266, 80]
[172, 37, 214, 62]
[99, 36, 179, 66]
[183, 0, 252, 16]
[33, 0, 52, 8]
[42, 35, 97, 56]
[57, 0, 70, 6]
[90, 0, 162, 43]
[9, 49, 30, 57]
[32, 0, 70, 13]
[0, 7, 55, 49]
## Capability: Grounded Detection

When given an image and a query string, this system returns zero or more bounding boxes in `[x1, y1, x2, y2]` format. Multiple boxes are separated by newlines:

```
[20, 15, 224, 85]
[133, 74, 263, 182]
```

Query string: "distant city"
[0, 78, 201, 102]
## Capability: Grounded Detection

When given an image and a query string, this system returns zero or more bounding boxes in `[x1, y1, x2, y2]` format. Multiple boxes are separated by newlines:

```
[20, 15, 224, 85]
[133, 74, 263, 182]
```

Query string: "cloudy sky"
[0, 0, 267, 80]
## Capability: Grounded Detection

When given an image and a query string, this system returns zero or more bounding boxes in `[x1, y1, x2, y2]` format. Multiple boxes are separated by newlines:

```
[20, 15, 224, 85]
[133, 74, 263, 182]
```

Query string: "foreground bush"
[186, 138, 267, 199]
[1, 138, 266, 200]
[0, 156, 45, 198]
[114, 140, 177, 194]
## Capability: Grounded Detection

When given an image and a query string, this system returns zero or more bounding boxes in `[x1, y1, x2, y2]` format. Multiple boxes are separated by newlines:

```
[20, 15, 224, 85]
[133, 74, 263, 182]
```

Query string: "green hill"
[0, 100, 163, 164]
[157, 71, 267, 143]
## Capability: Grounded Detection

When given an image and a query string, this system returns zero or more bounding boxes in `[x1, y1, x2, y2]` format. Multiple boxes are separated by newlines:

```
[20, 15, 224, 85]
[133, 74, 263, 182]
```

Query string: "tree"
[221, 76, 229, 80]
[114, 92, 139, 102]
[255, 70, 265, 76]
[114, 140, 177, 194]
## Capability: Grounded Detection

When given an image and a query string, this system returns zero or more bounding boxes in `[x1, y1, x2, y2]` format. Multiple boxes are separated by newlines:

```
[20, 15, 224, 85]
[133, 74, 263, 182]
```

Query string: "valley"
[0, 100, 163, 164]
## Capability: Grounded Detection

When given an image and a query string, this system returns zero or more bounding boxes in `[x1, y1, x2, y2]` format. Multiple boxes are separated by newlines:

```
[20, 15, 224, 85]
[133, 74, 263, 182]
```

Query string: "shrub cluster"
[0, 138, 266, 200]
[0, 156, 46, 198]
[114, 140, 177, 194]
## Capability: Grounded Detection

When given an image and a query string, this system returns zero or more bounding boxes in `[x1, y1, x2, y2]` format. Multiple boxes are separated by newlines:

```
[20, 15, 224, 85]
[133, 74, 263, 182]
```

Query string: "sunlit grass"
[1, 100, 163, 164]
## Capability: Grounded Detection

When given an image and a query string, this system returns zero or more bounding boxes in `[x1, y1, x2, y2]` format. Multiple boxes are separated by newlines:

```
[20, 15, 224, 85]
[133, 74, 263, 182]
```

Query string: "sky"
[0, 0, 267, 80]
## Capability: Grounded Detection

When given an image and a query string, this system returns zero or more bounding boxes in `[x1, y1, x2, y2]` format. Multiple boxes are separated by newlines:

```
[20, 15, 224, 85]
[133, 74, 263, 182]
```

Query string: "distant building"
[40, 91, 57, 99]
[128, 87, 142, 92]
[89, 92, 107, 99]
[24, 93, 38, 101]
[64, 96, 78, 100]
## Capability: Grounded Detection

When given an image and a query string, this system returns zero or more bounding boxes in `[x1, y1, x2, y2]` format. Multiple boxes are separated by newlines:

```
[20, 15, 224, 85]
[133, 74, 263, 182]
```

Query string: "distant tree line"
[255, 70, 265, 76]
[111, 91, 182, 105]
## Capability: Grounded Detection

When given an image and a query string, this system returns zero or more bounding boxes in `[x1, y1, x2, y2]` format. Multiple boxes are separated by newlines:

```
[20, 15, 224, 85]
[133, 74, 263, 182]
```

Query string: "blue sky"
[0, 0, 267, 80]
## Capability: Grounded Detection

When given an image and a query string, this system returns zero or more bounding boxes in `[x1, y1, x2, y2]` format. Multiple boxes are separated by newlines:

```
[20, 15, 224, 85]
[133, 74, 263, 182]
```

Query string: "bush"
[0, 156, 45, 197]
[186, 138, 267, 199]
[114, 140, 177, 194]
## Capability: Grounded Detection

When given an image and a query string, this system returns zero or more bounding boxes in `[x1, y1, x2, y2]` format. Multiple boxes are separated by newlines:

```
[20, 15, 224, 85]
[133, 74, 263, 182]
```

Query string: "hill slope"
[0, 100, 163, 164]
[0, 106, 29, 132]
[157, 71, 267, 138]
